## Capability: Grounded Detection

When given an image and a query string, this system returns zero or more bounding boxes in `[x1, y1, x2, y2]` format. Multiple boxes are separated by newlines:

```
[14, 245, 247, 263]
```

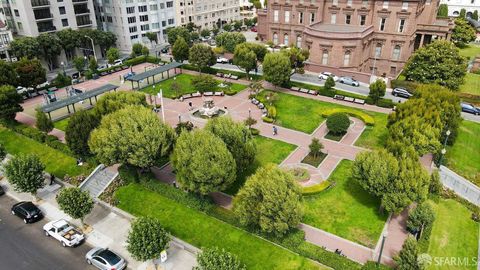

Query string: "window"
[322, 50, 329, 65]
[310, 12, 315, 23]
[379, 18, 386, 31]
[296, 35, 302, 48]
[140, 15, 148, 22]
[141, 24, 149, 31]
[333, 0, 338, 5]
[375, 43, 382, 58]
[284, 34, 289, 45]
[59, 7, 66, 15]
[392, 45, 401, 60]
[273, 32, 278, 45]
[362, 0, 368, 7]
[402, 1, 408, 10]
[345, 14, 351, 24]
[14, 9, 19, 17]
[130, 35, 138, 40]
[150, 4, 158, 11]
[383, 1, 389, 9]
[360, 15, 366, 25]
[299, 12, 304, 23]
[398, 19, 405, 32]
[274, 10, 279, 22]
[344, 51, 351, 66]
[331, 13, 336, 24]
[347, 0, 352, 6]
[61, 18, 68, 26]
[138, 5, 147, 12]
[127, 17, 136, 23]
[126, 7, 135, 14]
[129, 26, 137, 33]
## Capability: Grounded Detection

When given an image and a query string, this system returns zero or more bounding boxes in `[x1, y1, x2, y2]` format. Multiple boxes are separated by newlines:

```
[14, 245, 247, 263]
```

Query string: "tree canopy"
[106, 47, 120, 64]
[167, 26, 191, 45]
[0, 60, 17, 86]
[452, 18, 476, 48]
[437, 4, 448, 17]
[127, 217, 170, 263]
[94, 91, 148, 116]
[263, 52, 291, 87]
[172, 37, 189, 63]
[189, 44, 216, 71]
[9, 37, 40, 59]
[66, 110, 101, 157]
[191, 74, 218, 93]
[194, 247, 246, 270]
[37, 33, 62, 70]
[35, 110, 53, 133]
[215, 32, 246, 53]
[0, 85, 23, 120]
[56, 187, 94, 225]
[14, 57, 47, 88]
[4, 154, 45, 198]
[326, 113, 350, 135]
[394, 236, 422, 270]
[368, 79, 386, 104]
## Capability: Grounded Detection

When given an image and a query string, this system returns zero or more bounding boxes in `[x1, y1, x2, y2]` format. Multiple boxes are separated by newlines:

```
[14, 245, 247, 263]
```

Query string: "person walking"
[273, 126, 278, 136]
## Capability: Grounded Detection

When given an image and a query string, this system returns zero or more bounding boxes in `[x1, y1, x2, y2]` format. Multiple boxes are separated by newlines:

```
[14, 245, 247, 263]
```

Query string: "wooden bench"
[291, 87, 300, 91]
[191, 92, 201, 97]
[308, 90, 317, 95]
[299, 88, 309, 93]
[214, 92, 224, 96]
[333, 95, 345, 100]
[344, 97, 355, 102]
[354, 99, 365, 105]
[204, 92, 214, 96]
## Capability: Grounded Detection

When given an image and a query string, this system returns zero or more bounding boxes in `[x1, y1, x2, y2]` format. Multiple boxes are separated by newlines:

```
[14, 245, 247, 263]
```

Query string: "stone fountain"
[192, 98, 226, 119]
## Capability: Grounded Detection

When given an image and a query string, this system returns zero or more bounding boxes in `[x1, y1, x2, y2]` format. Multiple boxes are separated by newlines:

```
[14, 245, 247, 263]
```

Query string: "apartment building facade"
[257, 0, 453, 82]
[440, 0, 480, 17]
[94, 0, 176, 53]
[0, 19, 12, 61]
[175, 0, 241, 29]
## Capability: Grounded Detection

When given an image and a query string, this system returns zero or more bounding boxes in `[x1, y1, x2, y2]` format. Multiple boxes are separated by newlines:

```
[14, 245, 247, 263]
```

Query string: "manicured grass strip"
[427, 199, 478, 270]
[459, 44, 480, 60]
[116, 184, 324, 270]
[53, 117, 70, 131]
[354, 112, 388, 150]
[302, 160, 388, 248]
[446, 120, 480, 186]
[0, 127, 86, 177]
[460, 73, 480, 96]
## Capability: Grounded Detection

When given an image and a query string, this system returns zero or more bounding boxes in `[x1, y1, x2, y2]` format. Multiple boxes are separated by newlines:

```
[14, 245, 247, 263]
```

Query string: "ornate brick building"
[257, 0, 453, 82]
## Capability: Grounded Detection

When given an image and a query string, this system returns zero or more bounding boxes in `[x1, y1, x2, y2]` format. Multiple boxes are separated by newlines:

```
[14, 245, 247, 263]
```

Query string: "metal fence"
[439, 166, 480, 206]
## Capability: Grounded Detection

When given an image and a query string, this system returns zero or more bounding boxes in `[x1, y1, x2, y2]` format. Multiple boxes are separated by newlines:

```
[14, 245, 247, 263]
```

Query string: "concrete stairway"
[79, 165, 118, 198]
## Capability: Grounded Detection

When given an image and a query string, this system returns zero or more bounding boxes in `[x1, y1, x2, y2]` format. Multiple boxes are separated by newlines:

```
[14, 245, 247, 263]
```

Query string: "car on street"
[11, 201, 43, 224]
[392, 88, 413, 99]
[217, 57, 229, 64]
[107, 59, 123, 68]
[338, 76, 360, 87]
[318, 72, 339, 81]
[85, 247, 127, 270]
[160, 46, 170, 54]
[123, 72, 136, 80]
[43, 219, 85, 247]
[461, 102, 480, 115]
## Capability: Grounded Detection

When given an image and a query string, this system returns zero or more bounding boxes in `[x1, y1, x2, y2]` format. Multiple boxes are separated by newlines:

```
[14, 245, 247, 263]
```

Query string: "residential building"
[240, 0, 256, 20]
[257, 0, 453, 82]
[175, 0, 241, 29]
[94, 0, 176, 53]
[440, 0, 480, 17]
[0, 19, 13, 61]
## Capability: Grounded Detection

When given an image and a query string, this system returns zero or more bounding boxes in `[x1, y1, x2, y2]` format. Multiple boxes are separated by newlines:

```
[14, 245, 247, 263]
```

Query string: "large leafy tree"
[14, 57, 47, 88]
[394, 236, 422, 270]
[9, 36, 40, 59]
[167, 26, 191, 45]
[89, 106, 175, 169]
[35, 110, 53, 133]
[189, 44, 216, 72]
[65, 110, 101, 157]
[94, 91, 148, 116]
[263, 52, 291, 87]
[452, 18, 476, 48]
[233, 164, 303, 236]
[191, 74, 217, 93]
[233, 43, 257, 76]
[93, 29, 117, 54]
[281, 46, 310, 74]
[37, 33, 62, 70]
[72, 56, 86, 72]
[194, 247, 246, 270]
[127, 217, 170, 267]
[172, 37, 189, 63]
[326, 112, 350, 135]
[106, 47, 120, 64]
[407, 203, 435, 235]
[0, 85, 23, 120]
[56, 187, 94, 226]
[145, 32, 158, 44]
[0, 60, 17, 86]
[403, 40, 467, 90]
[205, 117, 256, 172]
[4, 154, 45, 201]
[368, 79, 386, 104]
[215, 32, 246, 53]
[56, 28, 79, 61]
[171, 129, 236, 195]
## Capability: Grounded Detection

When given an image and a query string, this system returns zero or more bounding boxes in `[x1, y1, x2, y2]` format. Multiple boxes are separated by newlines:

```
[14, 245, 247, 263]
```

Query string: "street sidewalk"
[0, 178, 197, 270]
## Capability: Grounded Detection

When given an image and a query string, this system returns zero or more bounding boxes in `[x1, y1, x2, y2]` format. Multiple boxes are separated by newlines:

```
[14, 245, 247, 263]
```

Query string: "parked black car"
[11, 201, 43, 224]
[461, 102, 480, 115]
[392, 88, 413, 99]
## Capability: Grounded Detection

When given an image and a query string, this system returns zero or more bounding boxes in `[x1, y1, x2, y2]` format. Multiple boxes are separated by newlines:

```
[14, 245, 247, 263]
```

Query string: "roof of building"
[309, 23, 369, 33]
[126, 62, 182, 82]
[467, 17, 480, 28]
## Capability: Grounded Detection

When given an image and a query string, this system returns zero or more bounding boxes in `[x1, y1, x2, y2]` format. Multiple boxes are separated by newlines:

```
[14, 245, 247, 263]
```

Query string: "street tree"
[326, 113, 350, 135]
[72, 56, 86, 73]
[368, 79, 386, 104]
[215, 32, 246, 53]
[56, 187, 94, 227]
[474, 10, 479, 20]
[223, 24, 233, 32]
[324, 76, 335, 91]
[189, 44, 216, 72]
[205, 117, 256, 172]
[452, 18, 476, 48]
[94, 91, 148, 116]
[15, 57, 47, 88]
[89, 106, 175, 169]
[106, 47, 120, 64]
[403, 40, 467, 90]
[94, 30, 117, 54]
[281, 46, 310, 74]
[4, 154, 45, 201]
[88, 57, 98, 72]
[0, 60, 17, 86]
[172, 37, 189, 63]
[37, 33, 62, 70]
[145, 32, 158, 44]
[263, 52, 291, 87]
[233, 43, 257, 77]
[200, 29, 211, 38]
[191, 74, 217, 93]
[127, 217, 170, 268]
[394, 236, 422, 270]
[141, 46, 149, 56]
[460, 8, 466, 18]
[9, 37, 40, 59]
[234, 164, 303, 236]
[309, 138, 323, 158]
[0, 85, 23, 120]
[56, 28, 78, 61]
[131, 43, 143, 57]
[407, 203, 435, 236]
[244, 116, 257, 129]
[65, 110, 101, 157]
[35, 109, 53, 133]
[194, 247, 246, 270]
[171, 129, 236, 195]
[167, 26, 191, 45]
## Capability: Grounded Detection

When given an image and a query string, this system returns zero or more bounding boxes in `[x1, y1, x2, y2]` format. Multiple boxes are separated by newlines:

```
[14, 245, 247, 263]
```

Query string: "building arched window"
[343, 50, 351, 66]
[273, 33, 278, 45]
[375, 43, 382, 58]
[284, 34, 289, 46]
[322, 50, 329, 65]
[296, 35, 302, 48]
[392, 45, 401, 60]
[453, 11, 459, 16]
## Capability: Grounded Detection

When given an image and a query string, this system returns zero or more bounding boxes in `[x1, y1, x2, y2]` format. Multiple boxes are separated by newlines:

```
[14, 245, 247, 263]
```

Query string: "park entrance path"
[15, 112, 66, 142]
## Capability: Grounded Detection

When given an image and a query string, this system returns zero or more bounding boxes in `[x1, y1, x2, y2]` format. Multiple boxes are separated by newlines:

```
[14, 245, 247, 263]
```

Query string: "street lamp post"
[377, 231, 388, 265]
[438, 129, 451, 169]
[158, 90, 165, 123]
[61, 61, 66, 76]
[84, 35, 97, 62]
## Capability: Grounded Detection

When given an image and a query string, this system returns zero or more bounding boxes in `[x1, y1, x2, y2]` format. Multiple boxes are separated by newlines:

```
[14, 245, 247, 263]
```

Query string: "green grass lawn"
[427, 199, 478, 270]
[258, 91, 388, 149]
[53, 117, 70, 131]
[140, 73, 247, 98]
[225, 135, 297, 195]
[302, 160, 388, 248]
[445, 120, 480, 186]
[459, 73, 480, 95]
[459, 44, 480, 60]
[116, 183, 323, 270]
[0, 127, 87, 177]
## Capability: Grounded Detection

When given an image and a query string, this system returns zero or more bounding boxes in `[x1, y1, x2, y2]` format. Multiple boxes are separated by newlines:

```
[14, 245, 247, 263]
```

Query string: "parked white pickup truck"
[43, 219, 85, 247]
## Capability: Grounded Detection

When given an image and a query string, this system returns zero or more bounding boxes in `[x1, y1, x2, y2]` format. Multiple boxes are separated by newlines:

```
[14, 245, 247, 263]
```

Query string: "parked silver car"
[338, 77, 360, 87]
[85, 247, 127, 270]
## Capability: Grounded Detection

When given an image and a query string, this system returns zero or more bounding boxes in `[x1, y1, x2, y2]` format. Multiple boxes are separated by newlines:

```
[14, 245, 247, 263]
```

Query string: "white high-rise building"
[0, 0, 96, 37]
[176, 0, 241, 29]
[94, 0, 176, 53]
[440, 0, 480, 17]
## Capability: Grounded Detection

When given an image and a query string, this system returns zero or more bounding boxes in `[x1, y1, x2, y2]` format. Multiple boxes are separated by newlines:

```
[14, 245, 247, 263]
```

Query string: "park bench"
[214, 92, 224, 96]
[204, 92, 214, 96]
[216, 73, 224, 78]
[333, 95, 345, 100]
[182, 94, 193, 99]
[353, 99, 365, 105]
[191, 92, 201, 98]
[258, 103, 265, 109]
[308, 90, 317, 95]
[291, 86, 300, 91]
[299, 88, 309, 93]
[230, 75, 239, 80]
[100, 72, 108, 76]
[344, 97, 355, 102]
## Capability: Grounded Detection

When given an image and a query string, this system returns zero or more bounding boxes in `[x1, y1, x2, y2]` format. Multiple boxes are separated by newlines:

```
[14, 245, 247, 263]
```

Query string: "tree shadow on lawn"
[224, 160, 260, 195]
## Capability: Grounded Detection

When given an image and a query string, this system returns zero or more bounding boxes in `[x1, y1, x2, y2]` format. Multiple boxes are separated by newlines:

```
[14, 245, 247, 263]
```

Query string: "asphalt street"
[0, 195, 96, 270]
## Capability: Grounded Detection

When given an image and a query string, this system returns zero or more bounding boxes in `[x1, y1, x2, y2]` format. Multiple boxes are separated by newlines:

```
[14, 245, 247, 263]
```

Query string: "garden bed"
[324, 131, 345, 142]
[301, 152, 327, 167]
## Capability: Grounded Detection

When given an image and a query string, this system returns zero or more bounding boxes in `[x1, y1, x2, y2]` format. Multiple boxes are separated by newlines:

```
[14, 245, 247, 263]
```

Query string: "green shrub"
[321, 108, 375, 126]
[262, 116, 274, 123]
[250, 128, 260, 135]
[318, 88, 336, 97]
[301, 181, 331, 195]
[267, 106, 277, 118]
[326, 113, 350, 135]
[376, 98, 394, 108]
[365, 96, 375, 105]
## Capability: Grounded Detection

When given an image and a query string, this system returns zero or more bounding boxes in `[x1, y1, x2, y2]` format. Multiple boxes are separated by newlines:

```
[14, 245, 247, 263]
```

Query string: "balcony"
[74, 4, 90, 15]
[31, 0, 50, 8]
[34, 9, 53, 21]
[76, 15, 92, 27]
[37, 22, 56, 33]
[72, 0, 88, 3]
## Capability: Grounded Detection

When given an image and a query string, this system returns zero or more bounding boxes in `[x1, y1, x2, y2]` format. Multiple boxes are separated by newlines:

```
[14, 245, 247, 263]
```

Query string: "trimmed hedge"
[301, 181, 331, 195]
[321, 108, 375, 126]
[182, 64, 263, 81]
[262, 116, 274, 123]
[376, 98, 394, 108]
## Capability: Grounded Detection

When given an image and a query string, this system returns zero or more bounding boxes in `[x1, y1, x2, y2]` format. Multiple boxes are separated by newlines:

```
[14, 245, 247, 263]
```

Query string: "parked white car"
[43, 219, 85, 247]
[216, 57, 229, 64]
[318, 72, 339, 81]
[107, 59, 123, 68]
